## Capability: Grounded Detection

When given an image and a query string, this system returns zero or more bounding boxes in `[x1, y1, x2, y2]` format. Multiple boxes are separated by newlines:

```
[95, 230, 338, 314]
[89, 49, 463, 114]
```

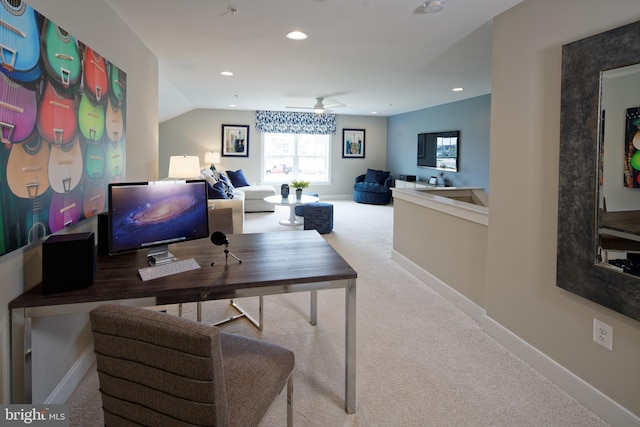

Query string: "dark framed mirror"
[557, 20, 640, 321]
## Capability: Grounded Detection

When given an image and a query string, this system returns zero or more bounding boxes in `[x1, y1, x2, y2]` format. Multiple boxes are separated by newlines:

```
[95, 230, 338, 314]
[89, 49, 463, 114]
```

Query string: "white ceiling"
[105, 0, 523, 122]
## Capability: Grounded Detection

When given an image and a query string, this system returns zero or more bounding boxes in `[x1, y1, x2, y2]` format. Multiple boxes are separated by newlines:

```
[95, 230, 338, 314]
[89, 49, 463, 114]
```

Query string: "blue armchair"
[353, 168, 392, 205]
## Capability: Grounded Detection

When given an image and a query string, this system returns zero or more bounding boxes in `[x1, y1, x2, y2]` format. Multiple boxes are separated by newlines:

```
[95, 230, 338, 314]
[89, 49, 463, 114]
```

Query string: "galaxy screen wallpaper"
[108, 181, 209, 254]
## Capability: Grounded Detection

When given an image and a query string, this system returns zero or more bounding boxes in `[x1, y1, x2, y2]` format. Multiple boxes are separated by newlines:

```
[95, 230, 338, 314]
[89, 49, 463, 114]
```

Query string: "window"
[262, 133, 331, 183]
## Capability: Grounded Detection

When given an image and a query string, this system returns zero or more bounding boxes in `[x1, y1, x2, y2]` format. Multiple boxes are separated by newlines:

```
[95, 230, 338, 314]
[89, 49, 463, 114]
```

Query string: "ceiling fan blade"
[323, 102, 345, 109]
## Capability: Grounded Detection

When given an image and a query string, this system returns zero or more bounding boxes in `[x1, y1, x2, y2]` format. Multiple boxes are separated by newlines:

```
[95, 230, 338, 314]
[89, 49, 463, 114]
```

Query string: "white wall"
[1, 0, 158, 403]
[159, 110, 387, 196]
[488, 0, 640, 418]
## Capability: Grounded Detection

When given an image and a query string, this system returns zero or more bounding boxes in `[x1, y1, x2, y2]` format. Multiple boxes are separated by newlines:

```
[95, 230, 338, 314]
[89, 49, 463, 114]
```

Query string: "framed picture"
[342, 128, 365, 158]
[222, 124, 249, 157]
[428, 176, 438, 185]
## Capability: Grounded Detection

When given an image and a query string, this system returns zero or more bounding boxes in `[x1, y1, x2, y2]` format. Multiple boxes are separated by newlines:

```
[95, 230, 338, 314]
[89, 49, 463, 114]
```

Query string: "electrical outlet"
[593, 319, 613, 350]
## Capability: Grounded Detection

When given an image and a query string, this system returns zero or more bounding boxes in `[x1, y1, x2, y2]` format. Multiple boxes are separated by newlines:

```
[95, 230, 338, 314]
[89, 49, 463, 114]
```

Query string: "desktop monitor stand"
[147, 245, 176, 266]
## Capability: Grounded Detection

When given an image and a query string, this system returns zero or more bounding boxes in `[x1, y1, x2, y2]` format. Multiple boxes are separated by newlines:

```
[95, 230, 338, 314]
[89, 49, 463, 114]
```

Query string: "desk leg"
[10, 308, 30, 403]
[310, 290, 317, 326]
[345, 278, 356, 414]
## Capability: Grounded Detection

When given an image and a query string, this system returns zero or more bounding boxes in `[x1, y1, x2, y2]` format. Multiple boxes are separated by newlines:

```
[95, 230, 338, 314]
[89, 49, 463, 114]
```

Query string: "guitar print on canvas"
[48, 186, 82, 233]
[37, 79, 77, 145]
[6, 136, 50, 199]
[48, 134, 82, 194]
[0, 0, 41, 82]
[0, 72, 37, 144]
[78, 91, 104, 142]
[41, 18, 81, 92]
[83, 46, 108, 104]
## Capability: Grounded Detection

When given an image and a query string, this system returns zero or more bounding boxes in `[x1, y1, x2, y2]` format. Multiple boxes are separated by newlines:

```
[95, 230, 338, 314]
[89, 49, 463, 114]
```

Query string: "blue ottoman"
[295, 193, 319, 216]
[303, 202, 333, 234]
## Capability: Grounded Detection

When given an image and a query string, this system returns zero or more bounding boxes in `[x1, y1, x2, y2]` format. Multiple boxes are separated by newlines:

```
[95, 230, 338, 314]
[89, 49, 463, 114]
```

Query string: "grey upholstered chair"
[90, 304, 294, 426]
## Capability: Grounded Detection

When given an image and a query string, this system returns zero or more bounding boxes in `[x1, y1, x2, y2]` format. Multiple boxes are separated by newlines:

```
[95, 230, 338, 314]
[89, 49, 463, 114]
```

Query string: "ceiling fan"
[286, 97, 345, 114]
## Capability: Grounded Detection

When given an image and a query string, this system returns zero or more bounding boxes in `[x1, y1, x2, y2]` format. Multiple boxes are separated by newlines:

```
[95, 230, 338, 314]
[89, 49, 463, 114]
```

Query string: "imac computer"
[107, 180, 209, 265]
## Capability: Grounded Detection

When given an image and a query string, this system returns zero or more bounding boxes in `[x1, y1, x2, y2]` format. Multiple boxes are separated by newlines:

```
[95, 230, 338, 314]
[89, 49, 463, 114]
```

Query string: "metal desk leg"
[10, 308, 30, 403]
[202, 297, 264, 331]
[310, 290, 317, 325]
[345, 278, 356, 414]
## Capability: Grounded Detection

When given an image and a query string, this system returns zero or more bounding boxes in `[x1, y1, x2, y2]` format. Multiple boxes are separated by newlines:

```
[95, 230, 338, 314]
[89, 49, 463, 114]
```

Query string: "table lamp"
[204, 151, 221, 170]
[168, 155, 201, 179]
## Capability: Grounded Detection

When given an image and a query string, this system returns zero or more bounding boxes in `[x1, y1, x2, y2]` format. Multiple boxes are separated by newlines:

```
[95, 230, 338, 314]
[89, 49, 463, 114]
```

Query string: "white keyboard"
[138, 258, 201, 281]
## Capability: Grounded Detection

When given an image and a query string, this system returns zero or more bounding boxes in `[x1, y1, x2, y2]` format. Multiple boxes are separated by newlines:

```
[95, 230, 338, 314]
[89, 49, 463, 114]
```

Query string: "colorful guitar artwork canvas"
[0, 6, 127, 256]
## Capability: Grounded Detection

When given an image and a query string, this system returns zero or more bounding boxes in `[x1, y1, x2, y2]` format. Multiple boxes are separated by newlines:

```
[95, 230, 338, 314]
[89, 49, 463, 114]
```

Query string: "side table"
[264, 194, 319, 225]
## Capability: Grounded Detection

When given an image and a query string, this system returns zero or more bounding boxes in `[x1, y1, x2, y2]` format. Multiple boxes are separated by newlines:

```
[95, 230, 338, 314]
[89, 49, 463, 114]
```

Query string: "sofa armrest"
[207, 198, 244, 233]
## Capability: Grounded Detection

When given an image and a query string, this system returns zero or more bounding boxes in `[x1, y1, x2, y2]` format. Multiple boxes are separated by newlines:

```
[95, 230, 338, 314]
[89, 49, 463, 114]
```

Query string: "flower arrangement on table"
[290, 180, 310, 200]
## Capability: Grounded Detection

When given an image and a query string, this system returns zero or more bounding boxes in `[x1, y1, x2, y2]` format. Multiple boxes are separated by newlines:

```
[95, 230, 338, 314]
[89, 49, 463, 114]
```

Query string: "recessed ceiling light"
[452, 87, 464, 92]
[371, 112, 378, 115]
[221, 71, 233, 76]
[229, 104, 237, 108]
[418, 0, 445, 13]
[287, 31, 308, 40]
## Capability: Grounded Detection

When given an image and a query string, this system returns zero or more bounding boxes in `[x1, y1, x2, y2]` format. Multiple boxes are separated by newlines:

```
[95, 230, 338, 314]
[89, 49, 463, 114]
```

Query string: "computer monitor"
[107, 180, 209, 264]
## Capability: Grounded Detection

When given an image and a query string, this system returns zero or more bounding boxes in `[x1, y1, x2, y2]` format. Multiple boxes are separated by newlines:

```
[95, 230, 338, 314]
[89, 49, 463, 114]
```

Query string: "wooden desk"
[9, 231, 358, 413]
[599, 210, 640, 242]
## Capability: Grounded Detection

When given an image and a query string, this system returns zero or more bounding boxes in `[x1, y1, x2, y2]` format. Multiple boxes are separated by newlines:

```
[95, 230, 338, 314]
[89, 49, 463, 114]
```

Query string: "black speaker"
[398, 174, 417, 181]
[42, 232, 95, 295]
[97, 212, 109, 254]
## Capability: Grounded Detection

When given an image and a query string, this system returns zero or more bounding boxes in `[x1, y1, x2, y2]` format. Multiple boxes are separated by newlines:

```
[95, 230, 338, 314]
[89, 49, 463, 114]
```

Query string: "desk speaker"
[42, 232, 95, 295]
[97, 212, 109, 254]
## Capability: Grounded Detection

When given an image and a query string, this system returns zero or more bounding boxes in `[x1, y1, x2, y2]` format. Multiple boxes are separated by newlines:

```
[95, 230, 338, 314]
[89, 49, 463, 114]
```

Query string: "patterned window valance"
[255, 110, 336, 134]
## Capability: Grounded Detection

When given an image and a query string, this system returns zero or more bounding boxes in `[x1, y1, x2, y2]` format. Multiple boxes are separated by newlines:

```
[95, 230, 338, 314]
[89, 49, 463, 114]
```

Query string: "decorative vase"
[281, 184, 289, 199]
[296, 188, 302, 200]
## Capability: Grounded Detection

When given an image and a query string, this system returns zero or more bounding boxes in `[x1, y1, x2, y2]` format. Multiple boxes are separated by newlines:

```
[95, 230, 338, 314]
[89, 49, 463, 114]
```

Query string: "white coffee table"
[264, 194, 319, 225]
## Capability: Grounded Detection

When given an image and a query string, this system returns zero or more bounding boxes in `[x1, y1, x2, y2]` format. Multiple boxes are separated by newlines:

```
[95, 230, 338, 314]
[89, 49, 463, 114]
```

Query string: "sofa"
[200, 168, 277, 233]
[353, 168, 393, 205]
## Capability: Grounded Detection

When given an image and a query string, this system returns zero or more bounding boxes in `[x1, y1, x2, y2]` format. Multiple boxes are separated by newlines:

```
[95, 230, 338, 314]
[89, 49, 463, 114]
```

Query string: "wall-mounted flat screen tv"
[417, 130, 459, 172]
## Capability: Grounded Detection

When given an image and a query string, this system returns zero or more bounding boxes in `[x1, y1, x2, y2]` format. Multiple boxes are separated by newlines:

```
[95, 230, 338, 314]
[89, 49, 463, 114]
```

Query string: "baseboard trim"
[391, 249, 640, 427]
[391, 250, 486, 324]
[45, 344, 95, 404]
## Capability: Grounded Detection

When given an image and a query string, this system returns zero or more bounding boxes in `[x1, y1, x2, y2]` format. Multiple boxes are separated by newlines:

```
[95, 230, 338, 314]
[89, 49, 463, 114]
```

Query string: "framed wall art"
[0, 3, 127, 257]
[222, 124, 249, 157]
[342, 128, 365, 158]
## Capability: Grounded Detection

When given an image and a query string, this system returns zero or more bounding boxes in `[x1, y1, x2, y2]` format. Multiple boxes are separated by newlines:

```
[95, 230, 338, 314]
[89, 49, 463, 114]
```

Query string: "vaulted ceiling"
[106, 0, 523, 122]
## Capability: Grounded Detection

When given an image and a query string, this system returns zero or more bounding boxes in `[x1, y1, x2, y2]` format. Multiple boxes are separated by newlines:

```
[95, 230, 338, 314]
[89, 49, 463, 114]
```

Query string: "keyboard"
[608, 258, 640, 277]
[138, 258, 201, 281]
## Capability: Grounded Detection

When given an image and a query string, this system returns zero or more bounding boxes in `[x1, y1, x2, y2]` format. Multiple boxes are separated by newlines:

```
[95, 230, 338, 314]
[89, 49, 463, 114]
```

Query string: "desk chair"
[90, 304, 294, 426]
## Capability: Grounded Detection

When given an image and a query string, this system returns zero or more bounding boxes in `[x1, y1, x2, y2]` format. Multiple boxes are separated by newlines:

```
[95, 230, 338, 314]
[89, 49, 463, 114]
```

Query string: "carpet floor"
[67, 199, 609, 426]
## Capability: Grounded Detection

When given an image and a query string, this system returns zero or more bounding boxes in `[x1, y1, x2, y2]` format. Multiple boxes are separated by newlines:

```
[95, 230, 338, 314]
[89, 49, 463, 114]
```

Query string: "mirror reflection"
[597, 63, 640, 275]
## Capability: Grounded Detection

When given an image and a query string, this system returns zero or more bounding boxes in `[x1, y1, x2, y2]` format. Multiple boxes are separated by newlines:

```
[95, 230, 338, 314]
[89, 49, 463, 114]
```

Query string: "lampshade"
[204, 151, 221, 165]
[168, 155, 201, 179]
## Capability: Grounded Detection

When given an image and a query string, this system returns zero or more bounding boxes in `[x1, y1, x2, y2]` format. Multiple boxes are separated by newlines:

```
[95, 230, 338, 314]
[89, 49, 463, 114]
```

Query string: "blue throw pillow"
[207, 180, 228, 199]
[364, 168, 389, 185]
[226, 169, 250, 188]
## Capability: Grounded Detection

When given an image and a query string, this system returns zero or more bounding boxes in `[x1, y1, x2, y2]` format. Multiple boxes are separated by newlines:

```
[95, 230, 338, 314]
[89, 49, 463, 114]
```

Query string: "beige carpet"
[68, 199, 609, 426]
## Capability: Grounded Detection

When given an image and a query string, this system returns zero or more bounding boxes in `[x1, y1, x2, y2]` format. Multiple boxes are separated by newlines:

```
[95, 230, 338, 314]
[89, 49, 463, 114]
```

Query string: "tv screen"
[417, 130, 459, 172]
[107, 180, 209, 261]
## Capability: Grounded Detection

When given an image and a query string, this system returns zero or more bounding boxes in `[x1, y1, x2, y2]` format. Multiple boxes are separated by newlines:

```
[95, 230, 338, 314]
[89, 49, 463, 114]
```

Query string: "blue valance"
[255, 110, 336, 135]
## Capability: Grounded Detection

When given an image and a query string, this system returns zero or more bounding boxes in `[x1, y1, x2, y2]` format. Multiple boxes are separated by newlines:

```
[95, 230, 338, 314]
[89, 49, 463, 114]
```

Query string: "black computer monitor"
[107, 180, 209, 264]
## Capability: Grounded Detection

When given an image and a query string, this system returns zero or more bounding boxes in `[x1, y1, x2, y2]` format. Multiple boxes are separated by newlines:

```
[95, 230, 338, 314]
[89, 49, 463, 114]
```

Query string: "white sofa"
[200, 169, 277, 233]
[241, 186, 277, 212]
[207, 191, 245, 234]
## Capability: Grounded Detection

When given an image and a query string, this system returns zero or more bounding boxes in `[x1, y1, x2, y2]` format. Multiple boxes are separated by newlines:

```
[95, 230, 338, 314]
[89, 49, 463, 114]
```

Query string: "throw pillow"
[226, 169, 250, 188]
[214, 171, 235, 199]
[207, 180, 228, 199]
[364, 168, 390, 185]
